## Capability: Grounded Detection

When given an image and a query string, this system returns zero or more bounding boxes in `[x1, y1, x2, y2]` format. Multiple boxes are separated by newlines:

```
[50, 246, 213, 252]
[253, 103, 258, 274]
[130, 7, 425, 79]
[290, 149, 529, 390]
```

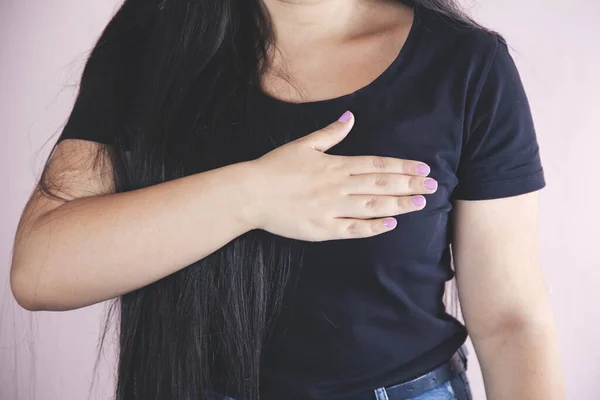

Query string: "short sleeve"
[56, 33, 122, 147]
[57, 77, 117, 146]
[451, 38, 546, 201]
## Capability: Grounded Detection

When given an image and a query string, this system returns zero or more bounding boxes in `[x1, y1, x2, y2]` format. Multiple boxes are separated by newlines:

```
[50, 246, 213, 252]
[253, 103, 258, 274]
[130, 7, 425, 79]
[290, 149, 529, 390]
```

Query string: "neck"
[262, 0, 373, 45]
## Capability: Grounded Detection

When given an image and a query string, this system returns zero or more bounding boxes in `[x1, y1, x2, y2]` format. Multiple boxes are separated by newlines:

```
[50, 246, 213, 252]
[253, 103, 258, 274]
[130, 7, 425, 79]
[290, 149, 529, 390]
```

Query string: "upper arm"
[450, 36, 550, 338]
[11, 139, 115, 305]
[14, 140, 115, 267]
[451, 194, 550, 339]
[23, 16, 123, 223]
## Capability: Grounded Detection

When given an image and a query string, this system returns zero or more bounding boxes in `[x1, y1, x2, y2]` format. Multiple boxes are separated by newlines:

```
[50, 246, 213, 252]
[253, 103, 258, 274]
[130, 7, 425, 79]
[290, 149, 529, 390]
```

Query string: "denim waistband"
[340, 347, 470, 400]
[214, 346, 472, 400]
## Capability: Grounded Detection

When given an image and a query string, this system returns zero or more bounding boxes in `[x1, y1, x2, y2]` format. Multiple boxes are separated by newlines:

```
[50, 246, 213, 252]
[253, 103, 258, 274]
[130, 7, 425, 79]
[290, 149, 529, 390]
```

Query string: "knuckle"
[374, 174, 389, 187]
[311, 224, 330, 241]
[397, 196, 410, 210]
[334, 156, 352, 173]
[369, 221, 380, 235]
[333, 156, 350, 172]
[365, 196, 379, 210]
[407, 175, 417, 190]
[372, 156, 386, 170]
[335, 181, 348, 196]
[320, 125, 337, 136]
[310, 217, 328, 231]
[346, 222, 360, 235]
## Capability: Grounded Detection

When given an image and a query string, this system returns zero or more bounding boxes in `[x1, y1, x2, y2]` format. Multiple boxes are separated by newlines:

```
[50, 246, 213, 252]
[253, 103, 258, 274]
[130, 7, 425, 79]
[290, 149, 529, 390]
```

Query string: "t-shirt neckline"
[255, 4, 423, 111]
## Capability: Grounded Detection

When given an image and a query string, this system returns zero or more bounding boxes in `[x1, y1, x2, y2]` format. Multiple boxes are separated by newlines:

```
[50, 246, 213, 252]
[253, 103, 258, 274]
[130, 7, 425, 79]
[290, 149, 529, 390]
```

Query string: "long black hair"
[39, 1, 478, 399]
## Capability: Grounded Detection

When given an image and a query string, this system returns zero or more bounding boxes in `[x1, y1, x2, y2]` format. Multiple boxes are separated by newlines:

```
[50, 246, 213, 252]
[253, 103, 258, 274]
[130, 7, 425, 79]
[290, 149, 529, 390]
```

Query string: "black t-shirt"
[58, 5, 546, 400]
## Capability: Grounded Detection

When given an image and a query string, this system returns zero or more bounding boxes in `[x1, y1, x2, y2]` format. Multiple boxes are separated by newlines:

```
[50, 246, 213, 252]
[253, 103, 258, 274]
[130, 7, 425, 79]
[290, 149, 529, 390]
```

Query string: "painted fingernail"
[338, 111, 352, 123]
[384, 218, 397, 229]
[412, 196, 426, 207]
[416, 163, 431, 175]
[424, 178, 438, 191]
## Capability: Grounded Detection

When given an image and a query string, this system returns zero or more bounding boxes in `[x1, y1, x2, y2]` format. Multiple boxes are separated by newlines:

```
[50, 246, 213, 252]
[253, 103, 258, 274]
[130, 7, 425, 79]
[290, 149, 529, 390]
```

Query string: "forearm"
[473, 320, 565, 400]
[11, 161, 259, 311]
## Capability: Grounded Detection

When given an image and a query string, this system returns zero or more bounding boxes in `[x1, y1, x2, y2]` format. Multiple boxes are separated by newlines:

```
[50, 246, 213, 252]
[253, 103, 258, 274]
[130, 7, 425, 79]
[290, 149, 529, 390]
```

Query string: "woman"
[10, 0, 564, 399]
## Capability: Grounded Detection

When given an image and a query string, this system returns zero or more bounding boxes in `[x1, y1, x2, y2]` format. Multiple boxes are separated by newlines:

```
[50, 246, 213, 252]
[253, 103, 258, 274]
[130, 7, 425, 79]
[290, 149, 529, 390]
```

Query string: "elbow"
[9, 264, 67, 312]
[10, 266, 44, 311]
[469, 308, 555, 343]
[10, 213, 81, 312]
[11, 263, 91, 312]
[13, 297, 44, 312]
[467, 285, 556, 342]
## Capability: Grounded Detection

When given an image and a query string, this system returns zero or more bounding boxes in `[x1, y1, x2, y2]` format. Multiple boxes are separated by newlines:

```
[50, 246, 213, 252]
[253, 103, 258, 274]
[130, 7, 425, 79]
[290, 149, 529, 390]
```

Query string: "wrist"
[227, 160, 266, 232]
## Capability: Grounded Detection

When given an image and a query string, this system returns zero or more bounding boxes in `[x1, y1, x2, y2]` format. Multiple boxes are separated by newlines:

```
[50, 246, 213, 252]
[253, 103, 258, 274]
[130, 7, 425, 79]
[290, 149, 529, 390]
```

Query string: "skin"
[453, 195, 565, 399]
[262, 0, 413, 103]
[10, 0, 565, 398]
[11, 115, 431, 310]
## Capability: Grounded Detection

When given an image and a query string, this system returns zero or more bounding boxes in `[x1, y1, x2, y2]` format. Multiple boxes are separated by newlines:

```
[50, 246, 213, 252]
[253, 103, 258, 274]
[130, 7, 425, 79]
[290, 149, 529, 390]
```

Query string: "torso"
[224, 4, 504, 399]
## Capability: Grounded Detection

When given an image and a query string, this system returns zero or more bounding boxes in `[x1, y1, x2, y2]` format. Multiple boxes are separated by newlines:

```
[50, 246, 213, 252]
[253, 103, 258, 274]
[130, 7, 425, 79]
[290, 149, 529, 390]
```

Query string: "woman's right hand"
[248, 111, 438, 242]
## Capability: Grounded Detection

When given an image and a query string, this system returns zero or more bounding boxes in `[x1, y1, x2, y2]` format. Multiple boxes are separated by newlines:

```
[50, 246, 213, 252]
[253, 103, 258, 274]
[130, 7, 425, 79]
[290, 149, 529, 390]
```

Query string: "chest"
[260, 7, 412, 105]
[261, 40, 403, 104]
[252, 93, 465, 270]
[260, 85, 467, 202]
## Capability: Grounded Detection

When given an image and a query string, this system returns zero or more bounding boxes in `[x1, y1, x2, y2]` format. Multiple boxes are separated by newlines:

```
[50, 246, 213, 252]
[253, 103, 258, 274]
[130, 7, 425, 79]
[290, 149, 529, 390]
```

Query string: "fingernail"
[416, 164, 431, 175]
[338, 111, 352, 123]
[412, 196, 426, 207]
[384, 218, 397, 229]
[424, 178, 438, 191]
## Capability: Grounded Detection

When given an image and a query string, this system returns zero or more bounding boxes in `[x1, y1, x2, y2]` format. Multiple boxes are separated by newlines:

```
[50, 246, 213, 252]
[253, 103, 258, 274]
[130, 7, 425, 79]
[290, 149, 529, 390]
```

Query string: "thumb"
[303, 111, 355, 152]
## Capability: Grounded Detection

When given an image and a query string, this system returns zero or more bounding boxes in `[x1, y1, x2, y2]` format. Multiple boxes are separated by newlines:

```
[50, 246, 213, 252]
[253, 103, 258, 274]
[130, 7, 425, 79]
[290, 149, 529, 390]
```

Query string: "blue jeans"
[396, 372, 472, 400]
[214, 371, 472, 400]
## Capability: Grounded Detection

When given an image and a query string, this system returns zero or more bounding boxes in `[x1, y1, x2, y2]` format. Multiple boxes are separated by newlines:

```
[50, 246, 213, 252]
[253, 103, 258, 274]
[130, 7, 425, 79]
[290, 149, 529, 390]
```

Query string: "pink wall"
[1, 1, 599, 399]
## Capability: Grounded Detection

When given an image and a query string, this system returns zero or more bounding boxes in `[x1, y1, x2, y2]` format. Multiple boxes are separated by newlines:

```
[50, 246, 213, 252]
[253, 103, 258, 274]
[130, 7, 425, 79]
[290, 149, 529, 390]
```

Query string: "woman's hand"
[248, 111, 438, 241]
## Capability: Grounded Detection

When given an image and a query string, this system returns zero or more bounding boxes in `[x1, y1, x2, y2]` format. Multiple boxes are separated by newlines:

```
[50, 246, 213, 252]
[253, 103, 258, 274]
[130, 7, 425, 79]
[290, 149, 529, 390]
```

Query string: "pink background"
[1, 1, 599, 399]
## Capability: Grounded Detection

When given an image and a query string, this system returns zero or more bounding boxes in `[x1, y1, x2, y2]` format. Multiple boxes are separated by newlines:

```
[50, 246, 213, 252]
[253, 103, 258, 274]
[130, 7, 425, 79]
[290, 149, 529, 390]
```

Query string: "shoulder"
[412, 5, 506, 72]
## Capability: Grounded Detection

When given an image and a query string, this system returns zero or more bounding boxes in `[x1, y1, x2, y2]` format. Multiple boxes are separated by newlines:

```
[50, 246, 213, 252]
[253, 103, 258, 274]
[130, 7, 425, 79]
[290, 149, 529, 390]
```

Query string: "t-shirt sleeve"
[57, 81, 117, 146]
[56, 41, 119, 147]
[451, 37, 546, 201]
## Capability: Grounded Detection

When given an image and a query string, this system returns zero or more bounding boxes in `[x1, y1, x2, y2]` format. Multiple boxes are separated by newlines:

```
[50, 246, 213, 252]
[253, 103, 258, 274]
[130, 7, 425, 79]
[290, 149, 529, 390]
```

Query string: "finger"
[339, 194, 427, 219]
[342, 155, 431, 176]
[331, 217, 398, 240]
[301, 111, 355, 152]
[343, 174, 438, 196]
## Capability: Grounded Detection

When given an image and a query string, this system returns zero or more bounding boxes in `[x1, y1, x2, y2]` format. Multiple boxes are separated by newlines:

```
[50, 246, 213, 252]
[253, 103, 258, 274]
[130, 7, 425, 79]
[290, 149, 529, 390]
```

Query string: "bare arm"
[11, 113, 436, 312]
[11, 139, 258, 311]
[452, 192, 565, 399]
